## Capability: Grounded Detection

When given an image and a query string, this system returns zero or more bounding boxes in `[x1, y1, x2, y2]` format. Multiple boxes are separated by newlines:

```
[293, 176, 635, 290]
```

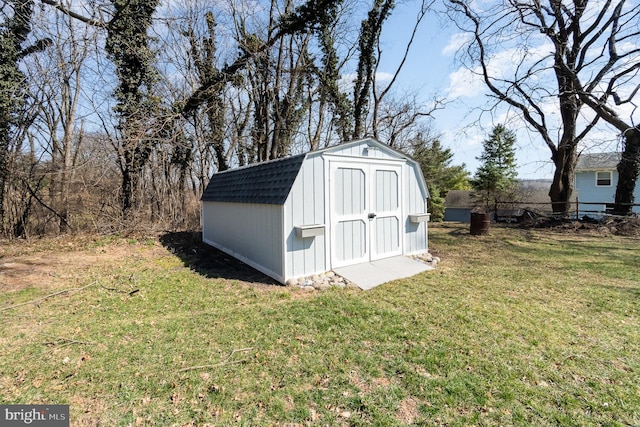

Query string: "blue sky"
[376, 3, 556, 180]
[374, 1, 626, 181]
[42, 0, 631, 181]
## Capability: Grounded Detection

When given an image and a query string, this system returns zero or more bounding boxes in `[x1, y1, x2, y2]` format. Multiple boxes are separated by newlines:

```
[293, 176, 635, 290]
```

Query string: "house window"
[596, 171, 612, 187]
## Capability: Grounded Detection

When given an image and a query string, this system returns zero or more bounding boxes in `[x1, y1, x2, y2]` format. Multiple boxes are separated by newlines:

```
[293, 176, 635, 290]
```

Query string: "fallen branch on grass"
[100, 285, 140, 296]
[0, 282, 98, 312]
[41, 334, 95, 346]
[177, 347, 254, 372]
[177, 359, 248, 372]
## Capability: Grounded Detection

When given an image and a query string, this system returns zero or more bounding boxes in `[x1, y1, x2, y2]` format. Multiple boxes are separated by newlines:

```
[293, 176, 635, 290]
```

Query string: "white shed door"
[330, 161, 402, 268]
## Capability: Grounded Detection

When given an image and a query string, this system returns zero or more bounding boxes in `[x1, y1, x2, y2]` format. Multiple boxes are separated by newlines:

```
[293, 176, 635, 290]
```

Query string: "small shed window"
[596, 171, 612, 187]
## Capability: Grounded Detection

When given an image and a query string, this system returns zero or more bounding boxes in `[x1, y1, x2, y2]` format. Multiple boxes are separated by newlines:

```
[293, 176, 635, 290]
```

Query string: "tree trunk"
[0, 120, 8, 227]
[121, 152, 136, 215]
[58, 97, 80, 233]
[613, 127, 640, 215]
[186, 12, 227, 172]
[205, 104, 227, 171]
[548, 145, 577, 216]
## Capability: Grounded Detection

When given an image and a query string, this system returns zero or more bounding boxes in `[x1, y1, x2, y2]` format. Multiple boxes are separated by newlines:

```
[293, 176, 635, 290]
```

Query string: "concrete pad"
[334, 256, 434, 290]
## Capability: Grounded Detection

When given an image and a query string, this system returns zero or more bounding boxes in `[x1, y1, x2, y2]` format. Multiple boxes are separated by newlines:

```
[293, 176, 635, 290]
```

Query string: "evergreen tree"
[471, 124, 518, 216]
[411, 132, 470, 221]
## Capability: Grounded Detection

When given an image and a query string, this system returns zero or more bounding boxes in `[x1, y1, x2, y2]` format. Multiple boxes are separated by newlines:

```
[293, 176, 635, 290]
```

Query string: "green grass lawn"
[1, 224, 639, 426]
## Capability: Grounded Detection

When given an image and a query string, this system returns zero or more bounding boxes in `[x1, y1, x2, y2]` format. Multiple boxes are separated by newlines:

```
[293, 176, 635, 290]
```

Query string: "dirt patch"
[0, 259, 56, 292]
[522, 216, 640, 236]
[0, 232, 280, 296]
[349, 371, 394, 395]
[395, 396, 420, 424]
[0, 253, 107, 293]
[0, 239, 166, 293]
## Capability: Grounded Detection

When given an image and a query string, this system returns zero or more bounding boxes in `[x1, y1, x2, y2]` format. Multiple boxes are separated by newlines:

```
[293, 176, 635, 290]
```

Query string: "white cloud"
[445, 38, 555, 101]
[442, 33, 472, 56]
[374, 72, 394, 82]
[338, 72, 395, 91]
[445, 67, 485, 99]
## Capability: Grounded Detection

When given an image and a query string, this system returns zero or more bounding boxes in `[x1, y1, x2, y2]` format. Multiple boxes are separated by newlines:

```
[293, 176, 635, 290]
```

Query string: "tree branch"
[21, 177, 71, 230]
[0, 282, 98, 312]
[177, 347, 254, 372]
[450, 0, 556, 154]
[39, 0, 108, 28]
[181, 0, 339, 116]
[41, 335, 95, 346]
[377, 0, 433, 104]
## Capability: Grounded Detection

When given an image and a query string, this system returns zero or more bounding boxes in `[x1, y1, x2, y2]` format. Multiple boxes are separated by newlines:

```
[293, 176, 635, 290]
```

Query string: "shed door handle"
[368, 213, 377, 219]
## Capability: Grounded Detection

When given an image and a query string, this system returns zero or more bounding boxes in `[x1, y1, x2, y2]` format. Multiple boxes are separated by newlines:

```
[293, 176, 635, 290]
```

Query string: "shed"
[201, 138, 430, 285]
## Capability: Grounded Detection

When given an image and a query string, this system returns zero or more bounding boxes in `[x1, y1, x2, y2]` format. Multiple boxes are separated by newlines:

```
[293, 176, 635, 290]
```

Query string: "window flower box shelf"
[409, 213, 430, 223]
[294, 224, 325, 239]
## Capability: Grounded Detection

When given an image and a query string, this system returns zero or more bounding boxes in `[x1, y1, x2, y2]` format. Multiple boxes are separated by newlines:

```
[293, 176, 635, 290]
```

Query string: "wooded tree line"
[1, 0, 444, 237]
[1, 0, 638, 238]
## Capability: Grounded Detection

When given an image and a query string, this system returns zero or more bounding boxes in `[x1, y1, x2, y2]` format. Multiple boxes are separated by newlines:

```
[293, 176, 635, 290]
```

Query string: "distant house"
[443, 190, 474, 222]
[443, 180, 554, 222]
[575, 152, 640, 216]
[516, 180, 559, 217]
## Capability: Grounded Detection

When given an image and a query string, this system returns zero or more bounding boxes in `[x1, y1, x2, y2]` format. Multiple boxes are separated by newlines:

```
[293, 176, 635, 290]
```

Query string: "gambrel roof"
[201, 138, 430, 205]
[201, 154, 306, 205]
[576, 152, 621, 171]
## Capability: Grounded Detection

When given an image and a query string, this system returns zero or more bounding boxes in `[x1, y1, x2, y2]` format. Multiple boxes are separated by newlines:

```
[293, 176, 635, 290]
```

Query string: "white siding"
[283, 155, 327, 280]
[326, 140, 396, 160]
[202, 202, 285, 281]
[404, 162, 429, 254]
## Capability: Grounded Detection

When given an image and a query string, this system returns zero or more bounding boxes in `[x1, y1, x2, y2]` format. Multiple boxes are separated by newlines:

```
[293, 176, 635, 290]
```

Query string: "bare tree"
[311, 0, 355, 145]
[0, 0, 51, 235]
[19, 0, 444, 234]
[447, 0, 635, 215]
[560, 1, 640, 215]
[181, 0, 347, 117]
[184, 10, 228, 171]
[373, 91, 443, 149]
[27, 5, 98, 232]
[153, 0, 233, 205]
[352, 0, 394, 139]
[233, 0, 315, 162]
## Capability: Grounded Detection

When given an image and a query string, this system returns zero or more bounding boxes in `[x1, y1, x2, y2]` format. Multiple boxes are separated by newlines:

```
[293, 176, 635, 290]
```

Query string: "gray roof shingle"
[201, 154, 306, 205]
[576, 152, 621, 171]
